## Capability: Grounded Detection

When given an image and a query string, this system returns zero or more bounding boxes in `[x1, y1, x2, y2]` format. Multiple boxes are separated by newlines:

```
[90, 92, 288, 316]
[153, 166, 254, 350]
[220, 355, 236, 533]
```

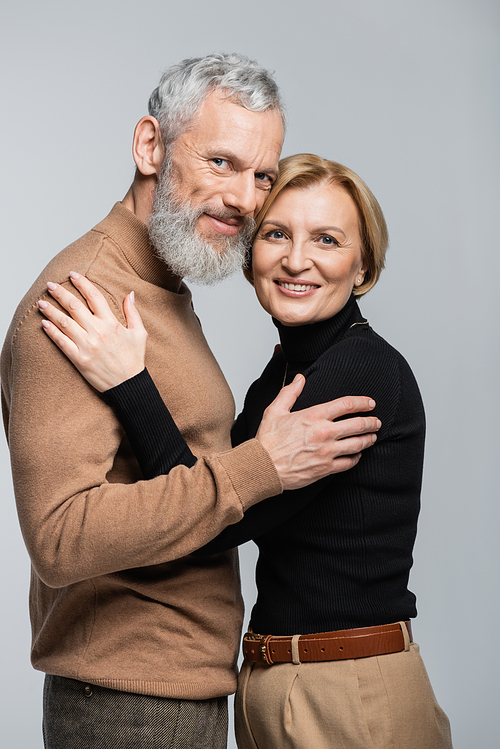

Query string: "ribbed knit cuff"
[104, 368, 197, 477]
[216, 439, 283, 511]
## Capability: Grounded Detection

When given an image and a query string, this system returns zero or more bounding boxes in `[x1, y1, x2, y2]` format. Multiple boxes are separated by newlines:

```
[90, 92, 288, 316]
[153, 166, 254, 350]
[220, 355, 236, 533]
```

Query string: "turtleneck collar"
[273, 295, 367, 363]
[93, 202, 185, 294]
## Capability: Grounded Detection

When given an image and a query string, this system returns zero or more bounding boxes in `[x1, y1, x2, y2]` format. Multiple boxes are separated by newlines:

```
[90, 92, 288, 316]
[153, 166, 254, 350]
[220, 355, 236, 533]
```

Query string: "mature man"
[1, 54, 379, 748]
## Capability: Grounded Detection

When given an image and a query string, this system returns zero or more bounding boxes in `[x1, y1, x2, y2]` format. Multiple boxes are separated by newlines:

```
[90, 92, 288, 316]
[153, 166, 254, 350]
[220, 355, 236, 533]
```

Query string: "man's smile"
[203, 212, 243, 236]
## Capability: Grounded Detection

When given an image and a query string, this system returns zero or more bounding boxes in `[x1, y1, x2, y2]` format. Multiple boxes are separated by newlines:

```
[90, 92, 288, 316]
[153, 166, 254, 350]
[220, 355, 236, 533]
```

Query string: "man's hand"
[256, 374, 380, 491]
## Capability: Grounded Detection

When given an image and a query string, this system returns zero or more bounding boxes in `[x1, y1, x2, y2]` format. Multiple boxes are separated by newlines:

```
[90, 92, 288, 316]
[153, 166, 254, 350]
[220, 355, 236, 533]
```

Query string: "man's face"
[168, 90, 284, 250]
[148, 90, 284, 284]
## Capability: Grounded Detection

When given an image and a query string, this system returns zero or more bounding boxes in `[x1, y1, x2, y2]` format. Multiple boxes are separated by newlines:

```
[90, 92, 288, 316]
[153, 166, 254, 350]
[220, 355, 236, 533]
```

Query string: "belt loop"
[399, 621, 411, 652]
[261, 635, 274, 665]
[291, 634, 301, 665]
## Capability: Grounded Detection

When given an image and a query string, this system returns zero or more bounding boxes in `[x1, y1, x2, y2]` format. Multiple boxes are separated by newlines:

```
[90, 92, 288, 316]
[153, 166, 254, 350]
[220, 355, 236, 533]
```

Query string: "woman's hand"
[38, 272, 147, 392]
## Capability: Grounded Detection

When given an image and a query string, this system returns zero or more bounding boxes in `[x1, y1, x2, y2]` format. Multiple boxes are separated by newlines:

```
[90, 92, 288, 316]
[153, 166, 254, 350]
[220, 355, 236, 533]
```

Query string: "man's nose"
[223, 172, 258, 216]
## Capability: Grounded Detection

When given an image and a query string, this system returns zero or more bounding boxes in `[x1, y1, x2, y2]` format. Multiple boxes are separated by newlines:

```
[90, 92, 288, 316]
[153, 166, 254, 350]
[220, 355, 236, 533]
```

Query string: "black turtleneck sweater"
[106, 296, 425, 636]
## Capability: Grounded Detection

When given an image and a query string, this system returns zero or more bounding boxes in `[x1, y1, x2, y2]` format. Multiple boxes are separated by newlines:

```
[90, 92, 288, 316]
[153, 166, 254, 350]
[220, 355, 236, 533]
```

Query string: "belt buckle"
[245, 632, 273, 665]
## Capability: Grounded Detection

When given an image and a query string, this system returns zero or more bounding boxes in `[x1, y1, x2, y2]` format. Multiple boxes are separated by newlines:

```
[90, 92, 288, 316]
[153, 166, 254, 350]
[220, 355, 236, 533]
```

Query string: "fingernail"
[38, 300, 48, 309]
[376, 419, 381, 429]
[130, 291, 135, 304]
[69, 271, 80, 279]
[41, 320, 51, 329]
[293, 374, 301, 383]
[47, 282, 57, 291]
[369, 399, 376, 407]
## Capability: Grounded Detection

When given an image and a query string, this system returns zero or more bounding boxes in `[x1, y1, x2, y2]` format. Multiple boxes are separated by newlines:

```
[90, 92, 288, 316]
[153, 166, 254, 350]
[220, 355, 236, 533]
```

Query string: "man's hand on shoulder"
[256, 374, 380, 491]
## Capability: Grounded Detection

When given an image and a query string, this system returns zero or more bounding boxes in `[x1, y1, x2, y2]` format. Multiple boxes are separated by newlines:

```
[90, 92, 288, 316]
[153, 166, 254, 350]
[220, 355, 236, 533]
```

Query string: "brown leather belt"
[243, 621, 412, 666]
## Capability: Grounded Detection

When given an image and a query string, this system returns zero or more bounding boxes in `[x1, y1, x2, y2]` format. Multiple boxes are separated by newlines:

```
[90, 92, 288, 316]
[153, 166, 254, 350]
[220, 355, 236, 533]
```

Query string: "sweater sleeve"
[102, 366, 326, 556]
[107, 368, 327, 555]
[1, 291, 282, 589]
[104, 368, 197, 475]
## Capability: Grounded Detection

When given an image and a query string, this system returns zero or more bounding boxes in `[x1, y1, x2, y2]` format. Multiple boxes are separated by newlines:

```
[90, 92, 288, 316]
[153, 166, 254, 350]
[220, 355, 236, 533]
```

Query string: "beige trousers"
[235, 627, 452, 749]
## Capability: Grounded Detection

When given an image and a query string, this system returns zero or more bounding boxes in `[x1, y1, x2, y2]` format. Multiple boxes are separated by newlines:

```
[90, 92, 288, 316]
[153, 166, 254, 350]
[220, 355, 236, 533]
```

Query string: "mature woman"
[39, 154, 452, 748]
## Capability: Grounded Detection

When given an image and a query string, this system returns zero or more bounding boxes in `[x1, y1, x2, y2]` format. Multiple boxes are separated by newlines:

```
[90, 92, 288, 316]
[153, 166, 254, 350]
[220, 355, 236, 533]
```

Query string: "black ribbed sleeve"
[105, 368, 197, 475]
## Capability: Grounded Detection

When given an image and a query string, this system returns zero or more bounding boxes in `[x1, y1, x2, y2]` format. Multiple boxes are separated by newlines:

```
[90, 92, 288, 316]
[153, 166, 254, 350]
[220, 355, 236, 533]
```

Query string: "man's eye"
[255, 173, 272, 184]
[212, 158, 228, 168]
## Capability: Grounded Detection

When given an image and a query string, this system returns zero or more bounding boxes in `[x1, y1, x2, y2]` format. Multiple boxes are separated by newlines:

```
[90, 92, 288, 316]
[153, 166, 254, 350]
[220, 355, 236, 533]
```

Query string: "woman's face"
[252, 183, 367, 326]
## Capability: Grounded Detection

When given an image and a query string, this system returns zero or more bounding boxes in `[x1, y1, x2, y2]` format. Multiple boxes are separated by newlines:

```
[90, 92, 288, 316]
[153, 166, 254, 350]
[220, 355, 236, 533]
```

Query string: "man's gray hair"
[148, 52, 285, 150]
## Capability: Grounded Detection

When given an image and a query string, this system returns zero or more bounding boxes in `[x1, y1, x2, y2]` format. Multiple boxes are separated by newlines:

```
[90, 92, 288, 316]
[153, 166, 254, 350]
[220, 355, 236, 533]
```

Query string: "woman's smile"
[274, 278, 321, 295]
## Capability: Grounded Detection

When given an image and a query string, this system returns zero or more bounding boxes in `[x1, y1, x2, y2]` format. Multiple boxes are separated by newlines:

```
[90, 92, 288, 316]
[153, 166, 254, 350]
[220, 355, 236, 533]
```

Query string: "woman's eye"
[319, 235, 339, 248]
[267, 230, 285, 240]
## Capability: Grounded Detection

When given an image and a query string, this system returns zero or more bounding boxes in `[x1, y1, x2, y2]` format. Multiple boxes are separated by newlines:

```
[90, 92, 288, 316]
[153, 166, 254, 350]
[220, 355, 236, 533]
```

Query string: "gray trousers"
[43, 675, 228, 749]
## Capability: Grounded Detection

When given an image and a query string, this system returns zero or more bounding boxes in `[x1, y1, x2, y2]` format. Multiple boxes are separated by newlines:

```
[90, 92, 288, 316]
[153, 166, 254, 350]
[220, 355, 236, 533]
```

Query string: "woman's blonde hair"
[244, 153, 388, 297]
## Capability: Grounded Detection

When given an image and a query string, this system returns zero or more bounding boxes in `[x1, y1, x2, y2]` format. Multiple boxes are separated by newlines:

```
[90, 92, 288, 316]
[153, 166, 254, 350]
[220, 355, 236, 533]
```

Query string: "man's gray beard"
[148, 163, 255, 285]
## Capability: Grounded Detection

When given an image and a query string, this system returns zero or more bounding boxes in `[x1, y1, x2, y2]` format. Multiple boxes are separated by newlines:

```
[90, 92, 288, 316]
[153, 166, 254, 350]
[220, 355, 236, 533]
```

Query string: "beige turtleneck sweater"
[1, 202, 281, 699]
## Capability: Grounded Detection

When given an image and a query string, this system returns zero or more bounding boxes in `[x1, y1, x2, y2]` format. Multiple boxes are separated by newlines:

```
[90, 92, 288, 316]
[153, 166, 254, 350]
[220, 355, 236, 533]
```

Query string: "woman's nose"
[282, 242, 312, 274]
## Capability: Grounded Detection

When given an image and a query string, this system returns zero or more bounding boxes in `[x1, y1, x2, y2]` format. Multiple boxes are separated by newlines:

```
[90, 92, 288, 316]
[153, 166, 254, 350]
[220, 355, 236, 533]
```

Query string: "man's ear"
[132, 116, 165, 177]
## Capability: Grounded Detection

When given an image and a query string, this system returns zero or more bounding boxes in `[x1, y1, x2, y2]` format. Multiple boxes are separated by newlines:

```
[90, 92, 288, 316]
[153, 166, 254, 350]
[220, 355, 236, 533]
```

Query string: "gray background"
[1, 1, 498, 746]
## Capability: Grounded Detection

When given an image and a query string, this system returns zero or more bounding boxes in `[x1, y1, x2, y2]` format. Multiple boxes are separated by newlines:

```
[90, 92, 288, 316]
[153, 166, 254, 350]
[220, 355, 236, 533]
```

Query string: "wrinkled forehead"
[188, 89, 283, 140]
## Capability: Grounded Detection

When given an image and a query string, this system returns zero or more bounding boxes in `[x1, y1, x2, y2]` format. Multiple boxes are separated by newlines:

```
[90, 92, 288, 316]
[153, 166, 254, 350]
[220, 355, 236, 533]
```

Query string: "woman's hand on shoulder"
[38, 272, 147, 392]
